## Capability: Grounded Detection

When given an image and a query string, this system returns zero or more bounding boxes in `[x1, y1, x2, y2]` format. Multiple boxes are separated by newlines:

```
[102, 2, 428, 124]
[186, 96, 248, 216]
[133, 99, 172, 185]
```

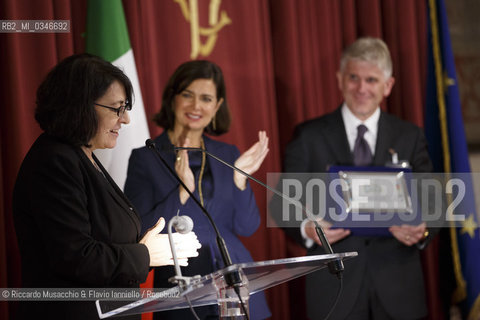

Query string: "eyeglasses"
[94, 101, 132, 117]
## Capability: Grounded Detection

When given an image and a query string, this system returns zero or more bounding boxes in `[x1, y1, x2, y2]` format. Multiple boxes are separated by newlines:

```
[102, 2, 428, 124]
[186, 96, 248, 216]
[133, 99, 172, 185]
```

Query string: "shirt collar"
[341, 103, 380, 137]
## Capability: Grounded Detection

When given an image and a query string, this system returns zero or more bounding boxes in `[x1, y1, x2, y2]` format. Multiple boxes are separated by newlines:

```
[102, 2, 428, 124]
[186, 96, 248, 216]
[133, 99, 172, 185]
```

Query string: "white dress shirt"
[341, 103, 380, 155]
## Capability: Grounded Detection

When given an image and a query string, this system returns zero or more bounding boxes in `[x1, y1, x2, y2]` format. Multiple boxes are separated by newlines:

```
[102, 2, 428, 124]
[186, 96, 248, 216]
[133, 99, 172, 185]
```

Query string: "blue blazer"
[125, 131, 270, 319]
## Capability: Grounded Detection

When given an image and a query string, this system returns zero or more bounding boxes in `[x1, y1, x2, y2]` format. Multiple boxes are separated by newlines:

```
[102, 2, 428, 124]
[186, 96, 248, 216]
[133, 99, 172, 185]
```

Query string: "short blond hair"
[340, 37, 393, 78]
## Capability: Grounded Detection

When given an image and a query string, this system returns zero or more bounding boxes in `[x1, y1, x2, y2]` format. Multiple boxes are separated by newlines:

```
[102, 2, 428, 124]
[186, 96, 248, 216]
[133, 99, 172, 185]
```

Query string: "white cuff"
[300, 218, 314, 248]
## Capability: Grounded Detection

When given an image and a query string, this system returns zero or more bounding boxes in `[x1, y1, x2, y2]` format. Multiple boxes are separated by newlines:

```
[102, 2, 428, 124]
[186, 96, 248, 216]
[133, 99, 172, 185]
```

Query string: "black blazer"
[13, 134, 150, 320]
[273, 107, 433, 320]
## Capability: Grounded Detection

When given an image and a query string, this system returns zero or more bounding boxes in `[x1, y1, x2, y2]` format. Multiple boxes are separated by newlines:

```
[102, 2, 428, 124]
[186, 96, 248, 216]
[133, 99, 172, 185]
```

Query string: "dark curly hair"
[153, 60, 230, 135]
[35, 53, 133, 146]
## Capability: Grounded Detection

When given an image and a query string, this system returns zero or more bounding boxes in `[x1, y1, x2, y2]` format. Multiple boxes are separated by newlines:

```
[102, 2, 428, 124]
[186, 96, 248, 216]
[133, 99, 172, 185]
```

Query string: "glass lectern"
[96, 252, 357, 319]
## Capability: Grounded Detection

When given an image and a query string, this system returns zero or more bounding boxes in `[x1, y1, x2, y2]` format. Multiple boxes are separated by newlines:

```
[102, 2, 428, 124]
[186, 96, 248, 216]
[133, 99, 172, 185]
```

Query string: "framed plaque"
[327, 166, 418, 235]
[338, 170, 413, 214]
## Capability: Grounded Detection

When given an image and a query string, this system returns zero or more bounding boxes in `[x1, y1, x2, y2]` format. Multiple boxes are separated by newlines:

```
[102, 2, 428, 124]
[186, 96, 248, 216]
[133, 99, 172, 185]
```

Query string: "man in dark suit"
[271, 37, 433, 319]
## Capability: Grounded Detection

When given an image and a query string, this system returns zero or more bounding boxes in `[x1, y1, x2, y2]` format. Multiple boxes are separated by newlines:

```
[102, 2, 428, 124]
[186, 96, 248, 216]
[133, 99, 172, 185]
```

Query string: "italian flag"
[85, 0, 150, 190]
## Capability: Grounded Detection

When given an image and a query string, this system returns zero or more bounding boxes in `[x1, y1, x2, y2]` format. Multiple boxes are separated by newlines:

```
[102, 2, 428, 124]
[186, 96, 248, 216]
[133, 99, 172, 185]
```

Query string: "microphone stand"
[146, 140, 249, 319]
[168, 216, 183, 279]
[167, 214, 201, 320]
[167, 214, 199, 286]
[175, 146, 344, 279]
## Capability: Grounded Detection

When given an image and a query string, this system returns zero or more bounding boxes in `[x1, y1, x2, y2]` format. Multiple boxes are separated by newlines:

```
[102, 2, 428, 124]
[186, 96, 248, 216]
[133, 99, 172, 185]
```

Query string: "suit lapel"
[324, 108, 353, 165]
[91, 153, 142, 235]
[157, 132, 179, 180]
[202, 136, 219, 215]
[373, 112, 394, 166]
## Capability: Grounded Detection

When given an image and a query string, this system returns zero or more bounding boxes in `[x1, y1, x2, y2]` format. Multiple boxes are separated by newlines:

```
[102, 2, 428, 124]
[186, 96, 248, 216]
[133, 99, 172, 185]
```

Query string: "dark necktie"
[353, 124, 372, 166]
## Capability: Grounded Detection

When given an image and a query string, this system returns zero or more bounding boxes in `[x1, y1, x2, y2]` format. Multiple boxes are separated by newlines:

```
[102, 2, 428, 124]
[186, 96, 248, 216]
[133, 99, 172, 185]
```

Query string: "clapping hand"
[175, 136, 195, 204]
[140, 217, 201, 266]
[233, 131, 269, 190]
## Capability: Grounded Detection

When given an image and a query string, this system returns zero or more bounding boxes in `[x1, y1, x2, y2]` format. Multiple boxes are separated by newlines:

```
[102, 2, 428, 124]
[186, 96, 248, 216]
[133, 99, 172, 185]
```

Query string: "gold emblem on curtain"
[174, 0, 232, 59]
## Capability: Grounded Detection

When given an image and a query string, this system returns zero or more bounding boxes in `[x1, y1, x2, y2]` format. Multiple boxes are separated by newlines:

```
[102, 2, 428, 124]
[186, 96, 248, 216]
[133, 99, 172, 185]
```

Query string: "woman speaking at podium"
[13, 54, 200, 320]
[125, 60, 271, 319]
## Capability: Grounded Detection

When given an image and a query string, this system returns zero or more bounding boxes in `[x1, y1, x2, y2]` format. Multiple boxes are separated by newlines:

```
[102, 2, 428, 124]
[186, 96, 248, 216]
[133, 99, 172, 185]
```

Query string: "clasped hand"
[140, 217, 201, 267]
[306, 219, 427, 247]
[389, 222, 427, 246]
[305, 219, 351, 246]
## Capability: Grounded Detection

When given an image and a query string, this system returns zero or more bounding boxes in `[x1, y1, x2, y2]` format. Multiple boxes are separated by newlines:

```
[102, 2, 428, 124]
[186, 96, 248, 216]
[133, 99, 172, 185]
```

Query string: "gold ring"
[422, 230, 429, 240]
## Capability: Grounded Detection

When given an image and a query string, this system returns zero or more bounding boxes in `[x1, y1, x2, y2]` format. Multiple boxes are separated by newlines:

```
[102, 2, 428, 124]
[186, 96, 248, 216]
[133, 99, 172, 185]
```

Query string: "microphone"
[167, 213, 194, 281]
[174, 145, 344, 278]
[171, 215, 194, 234]
[145, 139, 241, 287]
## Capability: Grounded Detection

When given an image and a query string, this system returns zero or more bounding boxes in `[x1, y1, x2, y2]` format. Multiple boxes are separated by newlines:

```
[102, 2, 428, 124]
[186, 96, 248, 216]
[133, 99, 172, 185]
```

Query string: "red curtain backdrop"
[0, 1, 442, 319]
